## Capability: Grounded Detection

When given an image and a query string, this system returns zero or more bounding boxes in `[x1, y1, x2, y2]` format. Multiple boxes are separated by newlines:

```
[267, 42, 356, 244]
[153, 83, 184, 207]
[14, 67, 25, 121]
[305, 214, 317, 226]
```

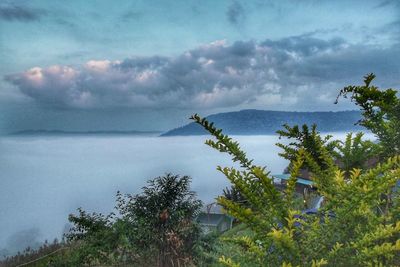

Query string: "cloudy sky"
[1, 0, 399, 132]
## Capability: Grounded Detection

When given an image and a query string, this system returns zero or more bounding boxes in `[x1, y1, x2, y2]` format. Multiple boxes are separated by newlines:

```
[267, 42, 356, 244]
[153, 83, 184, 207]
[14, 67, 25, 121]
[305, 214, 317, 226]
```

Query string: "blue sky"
[1, 0, 399, 132]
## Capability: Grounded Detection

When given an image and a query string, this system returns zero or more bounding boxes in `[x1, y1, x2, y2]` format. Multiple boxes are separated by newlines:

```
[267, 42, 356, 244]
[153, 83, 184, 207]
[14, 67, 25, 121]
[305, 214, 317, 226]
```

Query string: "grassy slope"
[2, 224, 253, 267]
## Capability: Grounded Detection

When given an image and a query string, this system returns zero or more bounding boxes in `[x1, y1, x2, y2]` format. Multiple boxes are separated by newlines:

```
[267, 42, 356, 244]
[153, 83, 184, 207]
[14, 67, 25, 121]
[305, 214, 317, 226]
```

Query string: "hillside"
[161, 110, 362, 136]
[9, 130, 161, 136]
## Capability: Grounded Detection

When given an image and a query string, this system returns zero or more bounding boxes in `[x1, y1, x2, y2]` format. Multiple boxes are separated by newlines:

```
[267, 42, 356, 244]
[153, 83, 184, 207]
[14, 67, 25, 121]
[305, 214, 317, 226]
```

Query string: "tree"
[190, 75, 400, 266]
[66, 173, 202, 266]
[335, 132, 378, 173]
[276, 123, 340, 175]
[336, 73, 400, 158]
[277, 125, 379, 176]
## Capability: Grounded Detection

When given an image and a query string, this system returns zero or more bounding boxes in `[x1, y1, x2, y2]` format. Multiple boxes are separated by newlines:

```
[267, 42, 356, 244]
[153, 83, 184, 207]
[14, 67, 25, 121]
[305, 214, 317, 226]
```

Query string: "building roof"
[200, 203, 226, 214]
[272, 174, 314, 186]
[196, 213, 226, 226]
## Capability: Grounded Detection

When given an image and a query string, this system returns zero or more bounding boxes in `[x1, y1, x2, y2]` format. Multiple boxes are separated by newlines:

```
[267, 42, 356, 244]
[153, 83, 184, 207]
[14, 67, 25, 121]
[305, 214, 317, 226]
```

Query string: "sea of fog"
[0, 133, 375, 255]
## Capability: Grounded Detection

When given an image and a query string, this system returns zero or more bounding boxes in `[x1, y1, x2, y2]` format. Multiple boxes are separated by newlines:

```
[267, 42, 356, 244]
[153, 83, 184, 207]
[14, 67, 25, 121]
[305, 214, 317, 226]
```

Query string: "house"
[272, 173, 321, 209]
[272, 173, 314, 194]
[196, 203, 234, 234]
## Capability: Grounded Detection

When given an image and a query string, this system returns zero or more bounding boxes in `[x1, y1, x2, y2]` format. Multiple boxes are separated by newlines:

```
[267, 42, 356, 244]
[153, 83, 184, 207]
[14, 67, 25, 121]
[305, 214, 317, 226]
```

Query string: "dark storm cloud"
[5, 36, 400, 110]
[0, 4, 46, 22]
[226, 0, 245, 25]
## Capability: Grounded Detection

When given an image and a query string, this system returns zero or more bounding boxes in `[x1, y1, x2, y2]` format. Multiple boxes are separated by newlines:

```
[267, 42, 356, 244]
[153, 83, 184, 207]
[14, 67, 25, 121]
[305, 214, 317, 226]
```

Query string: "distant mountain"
[161, 110, 363, 136]
[10, 130, 161, 136]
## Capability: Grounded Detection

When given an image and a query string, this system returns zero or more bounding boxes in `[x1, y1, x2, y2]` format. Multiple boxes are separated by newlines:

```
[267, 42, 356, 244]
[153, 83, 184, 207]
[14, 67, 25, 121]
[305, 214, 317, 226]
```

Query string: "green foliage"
[66, 208, 122, 265]
[191, 113, 299, 265]
[276, 124, 340, 197]
[336, 73, 400, 158]
[222, 186, 248, 207]
[0, 239, 67, 267]
[277, 124, 380, 177]
[335, 132, 379, 173]
[66, 173, 202, 266]
[196, 224, 261, 267]
[276, 124, 339, 171]
[191, 77, 400, 267]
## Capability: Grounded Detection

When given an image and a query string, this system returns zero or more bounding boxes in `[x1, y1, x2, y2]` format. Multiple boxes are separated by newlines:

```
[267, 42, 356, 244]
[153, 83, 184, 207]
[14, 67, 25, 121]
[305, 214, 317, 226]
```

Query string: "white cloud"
[5, 36, 400, 110]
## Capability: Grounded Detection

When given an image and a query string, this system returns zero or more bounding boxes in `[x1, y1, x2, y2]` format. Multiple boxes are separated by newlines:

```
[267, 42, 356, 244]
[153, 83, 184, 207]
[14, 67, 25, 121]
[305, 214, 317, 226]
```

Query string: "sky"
[0, 0, 399, 133]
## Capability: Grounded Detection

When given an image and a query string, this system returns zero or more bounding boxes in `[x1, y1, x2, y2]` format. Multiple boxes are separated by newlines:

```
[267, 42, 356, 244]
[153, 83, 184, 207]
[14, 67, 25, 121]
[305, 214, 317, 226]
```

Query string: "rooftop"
[272, 174, 314, 186]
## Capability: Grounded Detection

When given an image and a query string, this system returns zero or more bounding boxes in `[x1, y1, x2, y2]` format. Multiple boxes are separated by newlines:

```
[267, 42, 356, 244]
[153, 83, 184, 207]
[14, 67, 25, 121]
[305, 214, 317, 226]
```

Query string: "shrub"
[190, 75, 400, 266]
[66, 173, 202, 266]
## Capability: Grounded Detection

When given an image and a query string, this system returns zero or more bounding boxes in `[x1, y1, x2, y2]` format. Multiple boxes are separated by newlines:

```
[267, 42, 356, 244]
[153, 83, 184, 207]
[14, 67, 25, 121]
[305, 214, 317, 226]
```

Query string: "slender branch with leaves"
[336, 73, 400, 158]
[190, 75, 400, 266]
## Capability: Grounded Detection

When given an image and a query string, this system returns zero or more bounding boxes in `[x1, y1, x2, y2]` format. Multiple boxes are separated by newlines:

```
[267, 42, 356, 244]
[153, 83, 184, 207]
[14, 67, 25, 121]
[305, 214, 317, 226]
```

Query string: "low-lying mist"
[0, 133, 374, 256]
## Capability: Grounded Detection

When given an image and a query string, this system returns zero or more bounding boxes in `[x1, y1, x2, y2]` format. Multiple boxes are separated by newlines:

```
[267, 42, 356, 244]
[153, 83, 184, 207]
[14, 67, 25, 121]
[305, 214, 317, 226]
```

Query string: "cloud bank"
[6, 36, 400, 110]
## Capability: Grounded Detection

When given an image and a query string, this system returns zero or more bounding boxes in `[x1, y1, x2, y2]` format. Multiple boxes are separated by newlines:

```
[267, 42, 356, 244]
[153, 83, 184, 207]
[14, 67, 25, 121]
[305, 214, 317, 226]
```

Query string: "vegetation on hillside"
[0, 239, 67, 267]
[11, 174, 202, 267]
[162, 110, 362, 136]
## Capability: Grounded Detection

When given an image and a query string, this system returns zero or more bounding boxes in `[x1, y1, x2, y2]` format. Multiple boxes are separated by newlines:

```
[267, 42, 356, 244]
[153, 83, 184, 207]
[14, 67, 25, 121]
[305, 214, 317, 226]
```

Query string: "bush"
[66, 173, 203, 266]
[190, 75, 400, 266]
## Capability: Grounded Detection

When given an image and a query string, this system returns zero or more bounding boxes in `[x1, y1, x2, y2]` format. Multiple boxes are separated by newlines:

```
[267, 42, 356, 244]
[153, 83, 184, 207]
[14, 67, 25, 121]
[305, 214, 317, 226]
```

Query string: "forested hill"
[161, 110, 363, 136]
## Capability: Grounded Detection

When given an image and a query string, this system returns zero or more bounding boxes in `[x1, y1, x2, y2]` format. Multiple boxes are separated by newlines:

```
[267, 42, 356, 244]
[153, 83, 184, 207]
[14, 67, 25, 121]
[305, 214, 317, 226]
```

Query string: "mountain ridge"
[9, 130, 161, 136]
[161, 109, 363, 136]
